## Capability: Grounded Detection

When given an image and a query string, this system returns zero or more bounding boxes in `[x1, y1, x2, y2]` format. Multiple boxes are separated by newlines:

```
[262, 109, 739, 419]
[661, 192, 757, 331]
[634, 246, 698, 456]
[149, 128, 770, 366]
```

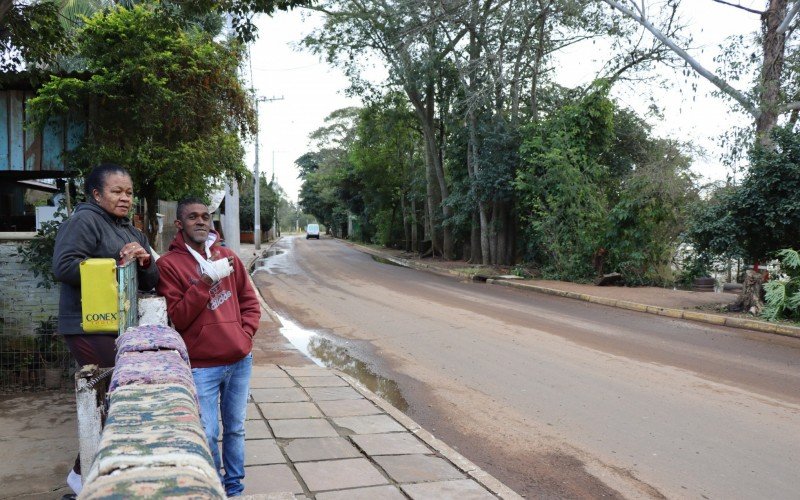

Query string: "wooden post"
[75, 365, 112, 477]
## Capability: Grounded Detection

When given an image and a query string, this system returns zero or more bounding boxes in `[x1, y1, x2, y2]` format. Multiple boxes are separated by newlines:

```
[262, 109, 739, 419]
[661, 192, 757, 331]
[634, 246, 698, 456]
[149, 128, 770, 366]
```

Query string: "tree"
[688, 125, 800, 264]
[28, 5, 255, 243]
[350, 93, 425, 249]
[174, 0, 313, 42]
[297, 108, 363, 238]
[0, 0, 69, 72]
[239, 173, 279, 232]
[600, 0, 799, 144]
[518, 83, 699, 282]
[517, 85, 615, 279]
[304, 0, 468, 258]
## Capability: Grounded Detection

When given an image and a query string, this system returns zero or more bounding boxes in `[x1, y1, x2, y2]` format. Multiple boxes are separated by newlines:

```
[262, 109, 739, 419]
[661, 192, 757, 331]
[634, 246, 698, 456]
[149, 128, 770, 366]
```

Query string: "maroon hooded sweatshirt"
[156, 230, 261, 368]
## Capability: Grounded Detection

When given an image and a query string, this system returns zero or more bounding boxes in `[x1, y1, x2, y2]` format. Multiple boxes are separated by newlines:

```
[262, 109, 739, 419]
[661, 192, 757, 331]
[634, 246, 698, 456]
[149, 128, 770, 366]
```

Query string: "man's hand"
[201, 256, 235, 284]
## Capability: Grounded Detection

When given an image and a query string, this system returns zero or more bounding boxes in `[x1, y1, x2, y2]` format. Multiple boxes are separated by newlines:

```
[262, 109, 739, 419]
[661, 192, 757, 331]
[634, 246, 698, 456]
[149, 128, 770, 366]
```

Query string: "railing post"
[75, 365, 112, 477]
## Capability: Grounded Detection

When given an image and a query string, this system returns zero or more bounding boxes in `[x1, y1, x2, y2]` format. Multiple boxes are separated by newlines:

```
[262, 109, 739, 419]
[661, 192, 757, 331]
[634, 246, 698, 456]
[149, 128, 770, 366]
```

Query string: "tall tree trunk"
[530, 7, 549, 123]
[401, 194, 410, 251]
[467, 109, 492, 266]
[411, 197, 418, 253]
[407, 83, 446, 257]
[426, 82, 454, 260]
[756, 0, 788, 145]
[496, 202, 508, 266]
[479, 202, 491, 265]
[144, 186, 159, 247]
[506, 205, 518, 264]
[490, 201, 499, 265]
[470, 209, 481, 264]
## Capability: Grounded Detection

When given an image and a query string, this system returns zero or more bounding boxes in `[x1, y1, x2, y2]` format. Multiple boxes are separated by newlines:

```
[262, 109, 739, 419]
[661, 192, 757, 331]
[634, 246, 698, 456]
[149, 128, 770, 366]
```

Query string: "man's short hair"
[176, 197, 208, 220]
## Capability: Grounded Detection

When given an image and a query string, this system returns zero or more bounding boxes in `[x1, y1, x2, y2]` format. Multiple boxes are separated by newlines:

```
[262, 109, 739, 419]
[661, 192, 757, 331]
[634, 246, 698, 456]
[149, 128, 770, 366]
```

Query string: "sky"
[245, 1, 766, 203]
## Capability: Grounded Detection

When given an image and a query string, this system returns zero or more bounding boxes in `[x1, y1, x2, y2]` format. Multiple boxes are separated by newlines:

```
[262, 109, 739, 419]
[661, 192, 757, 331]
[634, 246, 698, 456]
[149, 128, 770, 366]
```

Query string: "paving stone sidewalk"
[240, 364, 520, 499]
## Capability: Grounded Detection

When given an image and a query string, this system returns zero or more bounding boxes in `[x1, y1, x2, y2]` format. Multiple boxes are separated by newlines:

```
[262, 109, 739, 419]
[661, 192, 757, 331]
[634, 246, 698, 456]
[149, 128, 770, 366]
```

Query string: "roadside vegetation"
[295, 1, 800, 307]
[5, 1, 799, 319]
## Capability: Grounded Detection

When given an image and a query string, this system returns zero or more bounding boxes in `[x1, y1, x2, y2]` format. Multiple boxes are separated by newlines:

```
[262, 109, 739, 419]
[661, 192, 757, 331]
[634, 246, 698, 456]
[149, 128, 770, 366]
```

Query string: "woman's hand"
[120, 242, 151, 267]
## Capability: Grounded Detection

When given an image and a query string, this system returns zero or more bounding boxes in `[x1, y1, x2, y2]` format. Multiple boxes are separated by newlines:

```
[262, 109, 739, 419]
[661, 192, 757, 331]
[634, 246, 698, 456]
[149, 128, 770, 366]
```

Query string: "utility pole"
[272, 150, 280, 238]
[252, 94, 283, 250]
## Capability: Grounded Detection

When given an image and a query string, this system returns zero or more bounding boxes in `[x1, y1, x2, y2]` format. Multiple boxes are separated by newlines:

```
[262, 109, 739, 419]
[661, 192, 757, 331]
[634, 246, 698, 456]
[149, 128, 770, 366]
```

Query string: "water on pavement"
[254, 249, 408, 411]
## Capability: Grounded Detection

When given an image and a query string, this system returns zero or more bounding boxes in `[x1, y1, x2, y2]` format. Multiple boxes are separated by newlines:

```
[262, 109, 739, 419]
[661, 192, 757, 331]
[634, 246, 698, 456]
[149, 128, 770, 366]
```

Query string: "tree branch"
[600, 0, 760, 118]
[711, 0, 764, 16]
[778, 1, 800, 34]
[779, 101, 800, 112]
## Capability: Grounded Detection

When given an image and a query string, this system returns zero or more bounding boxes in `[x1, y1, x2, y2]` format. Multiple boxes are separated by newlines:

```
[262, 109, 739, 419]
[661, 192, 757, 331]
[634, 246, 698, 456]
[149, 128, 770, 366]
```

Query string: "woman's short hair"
[85, 163, 131, 197]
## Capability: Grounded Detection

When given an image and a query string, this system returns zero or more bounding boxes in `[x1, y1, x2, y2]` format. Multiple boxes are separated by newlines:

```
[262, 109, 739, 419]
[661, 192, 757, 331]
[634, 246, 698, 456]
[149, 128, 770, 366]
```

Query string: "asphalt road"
[252, 236, 800, 499]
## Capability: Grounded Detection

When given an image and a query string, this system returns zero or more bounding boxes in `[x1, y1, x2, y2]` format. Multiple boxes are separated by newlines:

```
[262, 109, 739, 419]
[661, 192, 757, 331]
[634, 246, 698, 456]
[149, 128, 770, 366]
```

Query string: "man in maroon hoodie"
[156, 198, 260, 497]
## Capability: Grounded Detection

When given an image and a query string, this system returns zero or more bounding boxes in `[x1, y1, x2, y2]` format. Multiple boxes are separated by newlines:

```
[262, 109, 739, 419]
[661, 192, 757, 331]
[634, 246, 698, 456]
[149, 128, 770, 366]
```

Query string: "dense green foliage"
[239, 174, 279, 232]
[300, 84, 698, 284]
[763, 249, 800, 321]
[297, 0, 717, 281]
[299, 100, 425, 247]
[27, 4, 255, 241]
[516, 86, 698, 282]
[517, 88, 615, 279]
[17, 213, 64, 289]
[0, 1, 69, 72]
[687, 125, 800, 264]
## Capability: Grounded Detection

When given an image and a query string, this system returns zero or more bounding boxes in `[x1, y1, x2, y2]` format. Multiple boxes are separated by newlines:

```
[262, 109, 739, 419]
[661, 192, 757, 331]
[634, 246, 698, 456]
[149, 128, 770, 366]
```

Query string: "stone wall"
[0, 234, 59, 336]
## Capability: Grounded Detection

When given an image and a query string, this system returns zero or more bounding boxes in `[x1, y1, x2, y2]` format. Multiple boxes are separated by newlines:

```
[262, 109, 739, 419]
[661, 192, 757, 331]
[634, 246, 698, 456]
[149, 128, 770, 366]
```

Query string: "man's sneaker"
[66, 469, 82, 494]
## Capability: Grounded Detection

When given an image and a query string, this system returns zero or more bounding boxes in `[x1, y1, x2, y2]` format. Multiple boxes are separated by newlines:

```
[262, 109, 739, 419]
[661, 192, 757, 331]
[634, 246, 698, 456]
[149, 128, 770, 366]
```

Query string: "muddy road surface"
[252, 236, 800, 499]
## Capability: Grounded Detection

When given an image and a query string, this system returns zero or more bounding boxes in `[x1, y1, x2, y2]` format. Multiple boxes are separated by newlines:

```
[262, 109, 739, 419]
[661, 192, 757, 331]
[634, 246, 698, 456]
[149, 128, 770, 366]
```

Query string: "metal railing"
[117, 260, 138, 335]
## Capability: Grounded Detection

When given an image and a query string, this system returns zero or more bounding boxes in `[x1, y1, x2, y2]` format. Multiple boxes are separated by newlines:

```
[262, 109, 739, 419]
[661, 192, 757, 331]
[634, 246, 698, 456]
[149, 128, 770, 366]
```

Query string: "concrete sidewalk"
[237, 240, 521, 499]
[240, 364, 519, 499]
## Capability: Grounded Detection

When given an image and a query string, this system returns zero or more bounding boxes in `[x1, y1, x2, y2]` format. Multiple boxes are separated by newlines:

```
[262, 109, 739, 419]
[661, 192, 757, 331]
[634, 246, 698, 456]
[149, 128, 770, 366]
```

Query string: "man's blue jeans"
[192, 353, 252, 496]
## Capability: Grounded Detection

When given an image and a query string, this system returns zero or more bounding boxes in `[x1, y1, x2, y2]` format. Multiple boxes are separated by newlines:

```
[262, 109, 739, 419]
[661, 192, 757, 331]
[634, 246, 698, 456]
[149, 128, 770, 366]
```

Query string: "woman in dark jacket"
[52, 163, 158, 495]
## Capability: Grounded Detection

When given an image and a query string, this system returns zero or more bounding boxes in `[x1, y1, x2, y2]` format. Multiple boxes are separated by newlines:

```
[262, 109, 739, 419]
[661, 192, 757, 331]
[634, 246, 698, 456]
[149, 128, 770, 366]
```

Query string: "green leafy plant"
[34, 316, 67, 368]
[511, 265, 531, 279]
[675, 251, 713, 288]
[18, 213, 64, 289]
[762, 249, 800, 322]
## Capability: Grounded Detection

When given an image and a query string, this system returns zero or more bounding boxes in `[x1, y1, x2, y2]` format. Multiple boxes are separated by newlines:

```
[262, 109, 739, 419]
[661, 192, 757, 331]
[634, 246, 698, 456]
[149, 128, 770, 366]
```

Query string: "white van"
[306, 223, 320, 239]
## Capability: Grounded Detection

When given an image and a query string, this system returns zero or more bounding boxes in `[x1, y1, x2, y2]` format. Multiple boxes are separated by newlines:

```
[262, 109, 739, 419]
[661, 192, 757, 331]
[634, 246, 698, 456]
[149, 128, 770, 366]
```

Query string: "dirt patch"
[0, 391, 76, 499]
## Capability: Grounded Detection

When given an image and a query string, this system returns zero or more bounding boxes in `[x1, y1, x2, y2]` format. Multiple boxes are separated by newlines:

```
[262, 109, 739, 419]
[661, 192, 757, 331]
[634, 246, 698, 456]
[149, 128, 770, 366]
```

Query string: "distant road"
[253, 236, 800, 499]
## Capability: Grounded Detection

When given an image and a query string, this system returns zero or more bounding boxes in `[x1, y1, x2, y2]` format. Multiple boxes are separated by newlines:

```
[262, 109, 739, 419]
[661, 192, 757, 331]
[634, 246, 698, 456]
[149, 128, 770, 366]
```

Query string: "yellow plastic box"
[80, 258, 119, 333]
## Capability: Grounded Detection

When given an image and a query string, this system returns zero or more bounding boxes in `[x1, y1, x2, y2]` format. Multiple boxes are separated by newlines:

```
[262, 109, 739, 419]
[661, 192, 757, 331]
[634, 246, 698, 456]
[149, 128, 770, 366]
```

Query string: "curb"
[341, 240, 466, 280]
[243, 237, 282, 270]
[488, 279, 800, 339]
[337, 370, 524, 499]
[342, 240, 800, 340]
[246, 238, 283, 326]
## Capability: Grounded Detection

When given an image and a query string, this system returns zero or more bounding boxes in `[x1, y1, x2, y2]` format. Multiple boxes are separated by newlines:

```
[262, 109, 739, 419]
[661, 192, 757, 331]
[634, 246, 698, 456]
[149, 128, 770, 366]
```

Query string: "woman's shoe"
[66, 469, 82, 494]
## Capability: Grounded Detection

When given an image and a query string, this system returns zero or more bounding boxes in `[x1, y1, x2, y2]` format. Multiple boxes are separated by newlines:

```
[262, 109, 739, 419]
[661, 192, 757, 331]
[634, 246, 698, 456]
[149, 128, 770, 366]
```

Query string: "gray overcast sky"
[245, 1, 765, 203]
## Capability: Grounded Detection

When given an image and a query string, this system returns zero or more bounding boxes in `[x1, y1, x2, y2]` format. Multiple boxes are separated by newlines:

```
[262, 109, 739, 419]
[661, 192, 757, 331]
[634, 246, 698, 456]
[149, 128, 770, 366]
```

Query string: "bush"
[762, 249, 800, 321]
[18, 214, 63, 289]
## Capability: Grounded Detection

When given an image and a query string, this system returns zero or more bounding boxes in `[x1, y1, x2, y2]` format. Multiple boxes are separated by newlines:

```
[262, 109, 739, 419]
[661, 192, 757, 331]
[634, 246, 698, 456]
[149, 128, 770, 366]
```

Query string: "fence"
[0, 315, 73, 392]
[0, 260, 137, 392]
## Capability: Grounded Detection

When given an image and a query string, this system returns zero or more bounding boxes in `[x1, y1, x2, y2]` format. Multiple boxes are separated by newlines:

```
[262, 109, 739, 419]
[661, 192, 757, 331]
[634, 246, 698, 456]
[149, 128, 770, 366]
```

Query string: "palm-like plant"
[52, 0, 110, 72]
[762, 249, 800, 322]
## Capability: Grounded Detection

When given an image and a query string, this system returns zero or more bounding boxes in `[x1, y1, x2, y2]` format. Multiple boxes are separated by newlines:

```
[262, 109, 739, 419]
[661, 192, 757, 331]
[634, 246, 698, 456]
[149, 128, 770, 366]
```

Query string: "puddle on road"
[371, 255, 403, 267]
[254, 249, 286, 271]
[275, 312, 408, 411]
